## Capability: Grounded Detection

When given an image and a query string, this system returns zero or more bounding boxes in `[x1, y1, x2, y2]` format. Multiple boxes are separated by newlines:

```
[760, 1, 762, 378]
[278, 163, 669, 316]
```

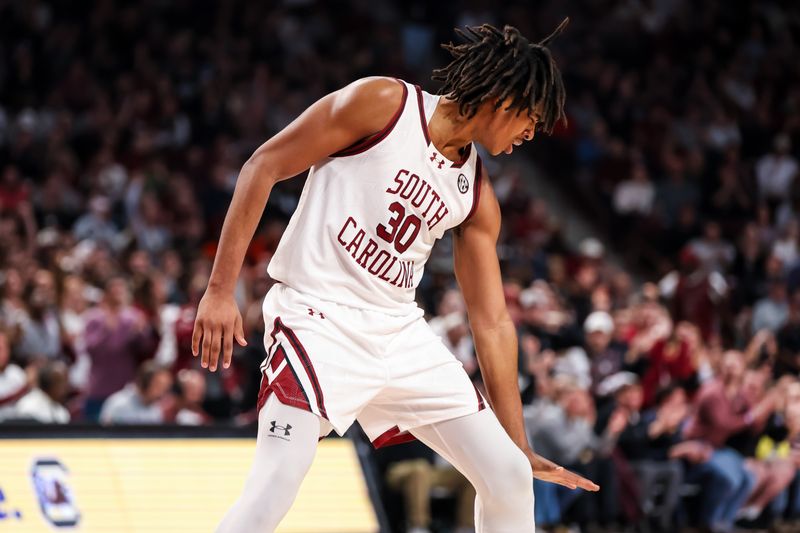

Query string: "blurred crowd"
[2, 0, 800, 532]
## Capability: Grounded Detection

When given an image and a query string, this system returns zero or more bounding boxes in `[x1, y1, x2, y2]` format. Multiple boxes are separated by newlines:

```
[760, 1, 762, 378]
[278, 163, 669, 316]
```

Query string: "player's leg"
[216, 394, 323, 533]
[410, 409, 535, 533]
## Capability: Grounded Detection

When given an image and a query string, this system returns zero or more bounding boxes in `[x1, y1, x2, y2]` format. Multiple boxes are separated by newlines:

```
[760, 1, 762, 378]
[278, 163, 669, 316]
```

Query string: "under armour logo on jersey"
[430, 152, 445, 169]
[457, 173, 469, 194]
[269, 420, 292, 440]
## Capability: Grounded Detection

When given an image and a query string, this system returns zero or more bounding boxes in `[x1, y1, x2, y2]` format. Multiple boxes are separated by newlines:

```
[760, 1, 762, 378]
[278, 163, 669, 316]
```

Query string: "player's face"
[482, 100, 542, 156]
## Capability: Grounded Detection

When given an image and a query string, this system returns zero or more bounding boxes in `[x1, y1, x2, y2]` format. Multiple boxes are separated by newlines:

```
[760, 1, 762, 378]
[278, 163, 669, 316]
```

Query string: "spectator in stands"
[99, 360, 173, 425]
[125, 177, 172, 257]
[13, 269, 61, 364]
[775, 290, 800, 378]
[612, 161, 654, 218]
[772, 382, 800, 529]
[660, 247, 727, 343]
[83, 276, 157, 421]
[756, 135, 798, 209]
[0, 165, 36, 253]
[688, 221, 736, 274]
[15, 360, 70, 423]
[752, 278, 790, 334]
[657, 153, 701, 229]
[376, 439, 476, 533]
[59, 274, 91, 390]
[735, 371, 797, 523]
[529, 382, 625, 529]
[72, 195, 119, 250]
[771, 220, 800, 271]
[0, 328, 28, 421]
[0, 267, 26, 326]
[679, 350, 777, 532]
[171, 369, 210, 425]
[709, 161, 752, 236]
[616, 383, 687, 530]
[582, 310, 628, 397]
[731, 223, 767, 308]
[639, 323, 697, 407]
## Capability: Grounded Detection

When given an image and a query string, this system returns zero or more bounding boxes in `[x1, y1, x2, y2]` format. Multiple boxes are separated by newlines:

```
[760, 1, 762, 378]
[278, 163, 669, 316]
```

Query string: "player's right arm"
[192, 77, 405, 372]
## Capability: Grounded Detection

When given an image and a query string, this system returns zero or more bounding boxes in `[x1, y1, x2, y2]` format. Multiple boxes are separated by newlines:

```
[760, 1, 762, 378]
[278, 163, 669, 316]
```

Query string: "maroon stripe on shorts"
[372, 426, 417, 449]
[257, 343, 313, 414]
[276, 318, 328, 419]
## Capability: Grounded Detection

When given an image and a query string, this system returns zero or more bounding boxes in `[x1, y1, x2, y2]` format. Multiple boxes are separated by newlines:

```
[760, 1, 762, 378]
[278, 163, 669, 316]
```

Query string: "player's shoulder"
[343, 76, 407, 104]
[332, 77, 408, 124]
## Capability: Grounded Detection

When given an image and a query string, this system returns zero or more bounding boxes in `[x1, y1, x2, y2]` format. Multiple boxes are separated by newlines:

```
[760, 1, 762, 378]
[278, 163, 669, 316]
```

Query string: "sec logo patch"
[457, 174, 469, 194]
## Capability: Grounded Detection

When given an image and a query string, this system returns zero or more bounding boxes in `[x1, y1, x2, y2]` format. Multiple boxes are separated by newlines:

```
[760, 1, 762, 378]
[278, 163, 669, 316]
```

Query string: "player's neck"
[427, 98, 476, 160]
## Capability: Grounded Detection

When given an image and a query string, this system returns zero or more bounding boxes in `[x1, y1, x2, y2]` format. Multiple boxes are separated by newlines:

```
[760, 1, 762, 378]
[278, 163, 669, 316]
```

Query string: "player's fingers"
[201, 325, 214, 369]
[191, 320, 203, 357]
[565, 469, 599, 491]
[234, 313, 247, 348]
[209, 326, 223, 372]
[221, 321, 234, 370]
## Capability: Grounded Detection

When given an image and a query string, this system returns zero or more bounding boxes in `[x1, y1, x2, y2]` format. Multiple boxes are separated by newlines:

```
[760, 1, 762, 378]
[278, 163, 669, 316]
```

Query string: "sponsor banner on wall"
[0, 438, 377, 532]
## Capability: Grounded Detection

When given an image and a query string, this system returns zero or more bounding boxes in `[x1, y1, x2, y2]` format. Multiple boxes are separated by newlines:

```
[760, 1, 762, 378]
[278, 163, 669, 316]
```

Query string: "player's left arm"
[453, 166, 599, 492]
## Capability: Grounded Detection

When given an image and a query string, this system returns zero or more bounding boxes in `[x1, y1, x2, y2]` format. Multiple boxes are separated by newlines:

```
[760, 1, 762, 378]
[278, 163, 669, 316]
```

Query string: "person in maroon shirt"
[676, 350, 777, 532]
[665, 246, 727, 343]
[82, 277, 157, 421]
[640, 325, 697, 407]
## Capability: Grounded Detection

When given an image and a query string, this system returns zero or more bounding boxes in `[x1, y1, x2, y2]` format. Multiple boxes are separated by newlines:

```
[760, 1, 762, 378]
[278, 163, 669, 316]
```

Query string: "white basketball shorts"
[257, 283, 486, 447]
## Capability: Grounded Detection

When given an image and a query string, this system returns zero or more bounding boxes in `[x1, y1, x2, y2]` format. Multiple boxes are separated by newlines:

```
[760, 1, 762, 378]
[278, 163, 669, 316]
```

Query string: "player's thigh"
[360, 324, 485, 446]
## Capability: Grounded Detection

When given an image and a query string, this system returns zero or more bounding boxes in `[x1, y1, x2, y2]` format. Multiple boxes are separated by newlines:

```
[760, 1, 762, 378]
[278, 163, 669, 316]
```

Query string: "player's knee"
[237, 472, 302, 525]
[265, 465, 308, 498]
[478, 448, 533, 508]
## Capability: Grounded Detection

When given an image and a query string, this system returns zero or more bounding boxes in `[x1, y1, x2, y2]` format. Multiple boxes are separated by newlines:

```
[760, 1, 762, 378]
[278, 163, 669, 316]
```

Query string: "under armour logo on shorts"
[269, 420, 293, 440]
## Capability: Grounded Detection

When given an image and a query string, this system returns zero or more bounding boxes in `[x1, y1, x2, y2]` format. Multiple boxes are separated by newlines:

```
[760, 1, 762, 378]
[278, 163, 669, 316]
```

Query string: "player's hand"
[192, 289, 247, 372]
[525, 448, 599, 491]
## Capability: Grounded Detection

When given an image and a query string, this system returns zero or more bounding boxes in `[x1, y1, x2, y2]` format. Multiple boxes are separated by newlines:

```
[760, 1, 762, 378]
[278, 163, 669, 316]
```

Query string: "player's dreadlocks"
[432, 18, 569, 133]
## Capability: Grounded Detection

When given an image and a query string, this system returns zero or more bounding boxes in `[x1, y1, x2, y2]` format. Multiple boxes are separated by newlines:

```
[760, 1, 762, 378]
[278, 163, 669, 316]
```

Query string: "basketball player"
[193, 20, 599, 532]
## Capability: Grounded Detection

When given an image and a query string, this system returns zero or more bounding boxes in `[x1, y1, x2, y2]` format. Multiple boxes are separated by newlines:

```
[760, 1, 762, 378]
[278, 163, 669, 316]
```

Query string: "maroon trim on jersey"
[473, 384, 486, 411]
[450, 143, 472, 169]
[331, 80, 409, 157]
[414, 85, 432, 146]
[463, 154, 483, 223]
[0, 383, 29, 406]
[276, 317, 328, 419]
[372, 425, 418, 449]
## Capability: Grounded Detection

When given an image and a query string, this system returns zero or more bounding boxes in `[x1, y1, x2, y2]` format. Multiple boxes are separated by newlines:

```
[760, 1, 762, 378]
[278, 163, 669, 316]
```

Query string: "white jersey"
[268, 79, 483, 315]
